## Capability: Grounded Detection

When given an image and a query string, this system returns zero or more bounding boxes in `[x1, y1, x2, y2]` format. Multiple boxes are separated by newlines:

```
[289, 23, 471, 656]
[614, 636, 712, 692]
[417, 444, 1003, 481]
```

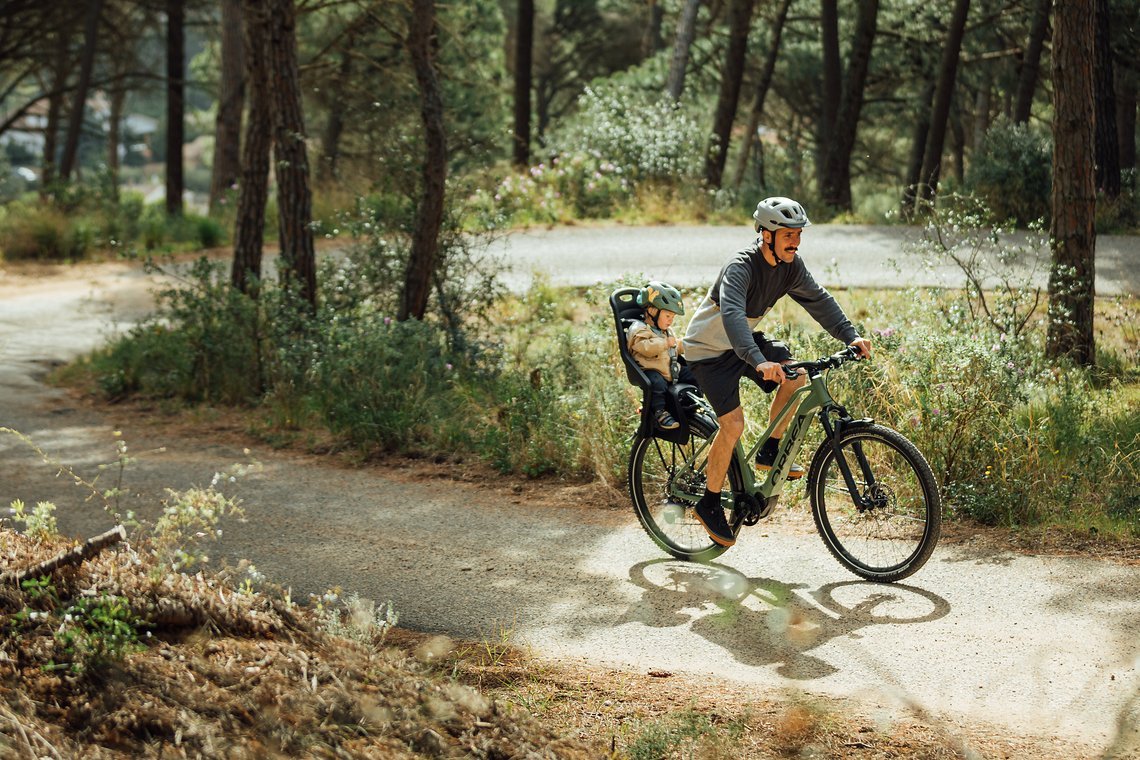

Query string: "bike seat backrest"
[609, 287, 653, 390]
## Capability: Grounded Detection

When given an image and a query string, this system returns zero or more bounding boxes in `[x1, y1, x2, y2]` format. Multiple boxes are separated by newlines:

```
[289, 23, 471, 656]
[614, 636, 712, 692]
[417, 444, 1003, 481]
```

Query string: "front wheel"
[629, 416, 743, 563]
[808, 424, 941, 582]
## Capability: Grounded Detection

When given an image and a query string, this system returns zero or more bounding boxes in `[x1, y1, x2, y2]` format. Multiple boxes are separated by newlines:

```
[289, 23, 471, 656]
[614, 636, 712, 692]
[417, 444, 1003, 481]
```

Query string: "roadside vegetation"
[0, 527, 1069, 760]
[54, 194, 1139, 544]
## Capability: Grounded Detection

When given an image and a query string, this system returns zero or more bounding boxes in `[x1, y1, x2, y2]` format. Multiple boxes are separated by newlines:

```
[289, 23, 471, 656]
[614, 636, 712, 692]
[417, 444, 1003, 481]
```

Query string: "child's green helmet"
[637, 281, 684, 315]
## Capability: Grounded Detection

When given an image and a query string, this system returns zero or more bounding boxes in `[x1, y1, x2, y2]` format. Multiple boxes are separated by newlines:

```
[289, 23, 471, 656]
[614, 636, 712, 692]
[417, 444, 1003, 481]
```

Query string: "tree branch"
[3, 526, 126, 586]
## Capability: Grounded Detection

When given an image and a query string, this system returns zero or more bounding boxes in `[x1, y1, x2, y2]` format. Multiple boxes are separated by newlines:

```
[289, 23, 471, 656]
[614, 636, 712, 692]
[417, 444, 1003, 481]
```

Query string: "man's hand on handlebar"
[849, 337, 872, 359]
[756, 361, 787, 384]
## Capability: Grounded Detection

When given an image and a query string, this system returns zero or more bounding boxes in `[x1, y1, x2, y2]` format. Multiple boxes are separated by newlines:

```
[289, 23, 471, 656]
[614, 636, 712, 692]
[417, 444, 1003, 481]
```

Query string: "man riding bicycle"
[682, 197, 873, 547]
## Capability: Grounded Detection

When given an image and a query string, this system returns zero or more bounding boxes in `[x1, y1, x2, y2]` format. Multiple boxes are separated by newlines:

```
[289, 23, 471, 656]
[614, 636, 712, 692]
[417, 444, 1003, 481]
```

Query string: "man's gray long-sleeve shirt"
[683, 239, 859, 367]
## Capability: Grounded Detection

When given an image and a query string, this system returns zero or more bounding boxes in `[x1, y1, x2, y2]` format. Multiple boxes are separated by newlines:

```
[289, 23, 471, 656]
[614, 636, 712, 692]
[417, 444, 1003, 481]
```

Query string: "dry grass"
[0, 528, 600, 758]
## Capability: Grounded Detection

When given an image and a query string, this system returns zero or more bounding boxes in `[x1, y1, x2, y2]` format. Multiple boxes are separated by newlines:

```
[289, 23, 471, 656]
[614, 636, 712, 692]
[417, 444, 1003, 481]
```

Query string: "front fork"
[818, 406, 879, 511]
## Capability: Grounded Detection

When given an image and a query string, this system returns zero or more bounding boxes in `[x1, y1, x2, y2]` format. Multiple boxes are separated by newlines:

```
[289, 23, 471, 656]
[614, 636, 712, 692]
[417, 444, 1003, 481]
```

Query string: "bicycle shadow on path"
[617, 559, 950, 681]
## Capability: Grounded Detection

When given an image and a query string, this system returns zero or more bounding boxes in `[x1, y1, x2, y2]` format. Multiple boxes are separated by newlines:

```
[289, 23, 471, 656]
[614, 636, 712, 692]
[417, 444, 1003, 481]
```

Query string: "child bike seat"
[609, 287, 707, 444]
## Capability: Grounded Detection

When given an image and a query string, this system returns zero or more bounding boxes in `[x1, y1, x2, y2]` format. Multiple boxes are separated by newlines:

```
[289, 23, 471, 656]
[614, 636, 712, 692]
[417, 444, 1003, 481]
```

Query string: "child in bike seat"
[627, 281, 700, 431]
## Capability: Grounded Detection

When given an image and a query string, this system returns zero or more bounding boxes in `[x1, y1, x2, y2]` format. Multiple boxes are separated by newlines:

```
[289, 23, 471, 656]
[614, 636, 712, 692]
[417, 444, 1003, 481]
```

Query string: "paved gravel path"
[489, 223, 1140, 296]
[1, 236, 1138, 756]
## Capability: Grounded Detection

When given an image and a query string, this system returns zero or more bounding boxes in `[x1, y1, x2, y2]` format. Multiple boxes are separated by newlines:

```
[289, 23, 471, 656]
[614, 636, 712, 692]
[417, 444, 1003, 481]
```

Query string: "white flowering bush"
[472, 84, 707, 225]
[8, 499, 57, 542]
[551, 85, 706, 181]
[908, 194, 1048, 340]
[149, 460, 253, 573]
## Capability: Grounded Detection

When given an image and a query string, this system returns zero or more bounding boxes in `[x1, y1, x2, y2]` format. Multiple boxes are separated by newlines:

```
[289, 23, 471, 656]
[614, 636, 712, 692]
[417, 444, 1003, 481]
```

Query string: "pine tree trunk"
[41, 34, 69, 189]
[950, 107, 966, 184]
[210, 0, 244, 214]
[232, 0, 272, 296]
[819, 0, 879, 211]
[917, 0, 971, 206]
[512, 0, 534, 167]
[973, 69, 992, 148]
[818, 0, 841, 189]
[732, 0, 791, 190]
[399, 0, 448, 321]
[666, 0, 701, 101]
[166, 0, 185, 216]
[107, 84, 125, 199]
[1094, 0, 1119, 198]
[59, 0, 102, 182]
[900, 80, 935, 216]
[704, 0, 754, 188]
[643, 0, 664, 58]
[265, 0, 316, 309]
[1117, 69, 1137, 176]
[319, 44, 352, 183]
[1046, 0, 1096, 366]
[1013, 0, 1051, 124]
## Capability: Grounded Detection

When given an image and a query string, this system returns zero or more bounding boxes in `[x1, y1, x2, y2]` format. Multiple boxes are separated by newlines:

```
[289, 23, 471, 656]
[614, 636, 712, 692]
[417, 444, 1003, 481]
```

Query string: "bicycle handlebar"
[783, 346, 862, 378]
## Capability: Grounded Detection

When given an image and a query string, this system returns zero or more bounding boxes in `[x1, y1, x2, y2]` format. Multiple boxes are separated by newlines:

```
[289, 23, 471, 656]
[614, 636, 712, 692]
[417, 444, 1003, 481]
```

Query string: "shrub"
[309, 315, 459, 454]
[0, 201, 91, 260]
[908, 195, 1048, 340]
[51, 594, 145, 675]
[1095, 179, 1139, 233]
[966, 120, 1051, 226]
[549, 85, 706, 182]
[93, 257, 262, 403]
[470, 83, 709, 226]
[189, 213, 226, 248]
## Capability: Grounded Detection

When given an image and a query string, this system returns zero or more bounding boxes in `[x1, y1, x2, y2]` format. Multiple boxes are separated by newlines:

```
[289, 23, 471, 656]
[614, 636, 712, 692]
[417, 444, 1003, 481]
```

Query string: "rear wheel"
[629, 416, 744, 562]
[808, 424, 941, 582]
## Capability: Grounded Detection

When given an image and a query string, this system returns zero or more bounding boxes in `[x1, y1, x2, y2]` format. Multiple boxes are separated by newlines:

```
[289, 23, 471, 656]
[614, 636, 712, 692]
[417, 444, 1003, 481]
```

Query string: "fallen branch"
[2, 525, 126, 586]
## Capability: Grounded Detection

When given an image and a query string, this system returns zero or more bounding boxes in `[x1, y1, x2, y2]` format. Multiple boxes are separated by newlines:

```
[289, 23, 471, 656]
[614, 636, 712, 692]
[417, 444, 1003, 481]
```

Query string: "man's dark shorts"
[688, 333, 793, 417]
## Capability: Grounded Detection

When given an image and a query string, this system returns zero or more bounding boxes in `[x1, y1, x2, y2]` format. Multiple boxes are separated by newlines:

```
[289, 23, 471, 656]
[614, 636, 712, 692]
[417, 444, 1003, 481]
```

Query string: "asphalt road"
[489, 223, 1140, 296]
[0, 235, 1138, 757]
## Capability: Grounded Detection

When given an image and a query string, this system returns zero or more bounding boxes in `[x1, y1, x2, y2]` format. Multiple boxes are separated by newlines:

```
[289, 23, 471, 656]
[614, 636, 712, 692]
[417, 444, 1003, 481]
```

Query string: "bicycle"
[611, 287, 940, 583]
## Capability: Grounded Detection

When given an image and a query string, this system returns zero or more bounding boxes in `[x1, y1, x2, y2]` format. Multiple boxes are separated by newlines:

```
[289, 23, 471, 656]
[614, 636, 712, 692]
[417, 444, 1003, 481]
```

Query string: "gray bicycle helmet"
[636, 281, 685, 315]
[752, 196, 812, 233]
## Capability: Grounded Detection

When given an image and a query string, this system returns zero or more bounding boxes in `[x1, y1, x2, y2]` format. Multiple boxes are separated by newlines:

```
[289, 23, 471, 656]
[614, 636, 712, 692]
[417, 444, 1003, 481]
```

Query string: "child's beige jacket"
[627, 320, 680, 381]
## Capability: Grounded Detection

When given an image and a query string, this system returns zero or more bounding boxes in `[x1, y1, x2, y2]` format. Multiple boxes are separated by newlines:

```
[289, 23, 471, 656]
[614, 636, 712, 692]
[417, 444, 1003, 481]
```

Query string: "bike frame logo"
[773, 415, 806, 474]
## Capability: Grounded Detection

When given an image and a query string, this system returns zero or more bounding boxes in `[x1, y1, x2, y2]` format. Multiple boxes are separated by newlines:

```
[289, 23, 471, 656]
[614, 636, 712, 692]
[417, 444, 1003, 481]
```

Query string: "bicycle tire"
[808, 424, 941, 582]
[628, 415, 744, 563]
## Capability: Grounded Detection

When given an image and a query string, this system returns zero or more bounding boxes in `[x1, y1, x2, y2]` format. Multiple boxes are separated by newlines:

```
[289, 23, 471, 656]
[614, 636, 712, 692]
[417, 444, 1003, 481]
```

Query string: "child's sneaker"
[654, 410, 680, 430]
